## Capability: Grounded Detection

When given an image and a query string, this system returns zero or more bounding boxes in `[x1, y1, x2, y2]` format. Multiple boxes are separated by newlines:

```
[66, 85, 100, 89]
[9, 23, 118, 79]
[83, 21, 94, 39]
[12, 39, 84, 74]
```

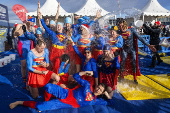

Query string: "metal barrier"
[138, 35, 170, 54]
[138, 35, 151, 54]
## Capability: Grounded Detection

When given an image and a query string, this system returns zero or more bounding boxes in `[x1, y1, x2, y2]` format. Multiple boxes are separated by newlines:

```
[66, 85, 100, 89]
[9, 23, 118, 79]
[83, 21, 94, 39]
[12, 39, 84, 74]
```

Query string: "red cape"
[121, 36, 141, 77]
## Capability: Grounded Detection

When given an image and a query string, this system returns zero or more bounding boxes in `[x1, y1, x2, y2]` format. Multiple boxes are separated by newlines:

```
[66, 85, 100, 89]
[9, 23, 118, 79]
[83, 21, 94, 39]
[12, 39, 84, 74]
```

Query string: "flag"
[12, 4, 28, 22]
[0, 4, 9, 21]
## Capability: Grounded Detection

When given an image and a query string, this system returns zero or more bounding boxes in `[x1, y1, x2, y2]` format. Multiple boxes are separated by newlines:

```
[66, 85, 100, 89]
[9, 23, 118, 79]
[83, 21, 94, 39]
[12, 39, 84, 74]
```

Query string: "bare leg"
[29, 86, 39, 98]
[21, 60, 27, 78]
[76, 64, 81, 73]
[51, 73, 60, 83]
[59, 84, 67, 88]
[9, 101, 24, 109]
[69, 60, 76, 75]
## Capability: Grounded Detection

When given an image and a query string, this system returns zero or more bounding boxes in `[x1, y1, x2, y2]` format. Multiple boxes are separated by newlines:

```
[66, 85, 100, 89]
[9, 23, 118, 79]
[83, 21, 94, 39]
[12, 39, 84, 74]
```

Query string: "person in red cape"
[97, 44, 120, 98]
[92, 29, 106, 60]
[9, 72, 112, 112]
[117, 20, 156, 84]
[27, 39, 60, 98]
[38, 11, 67, 74]
[68, 35, 99, 92]
[72, 24, 95, 73]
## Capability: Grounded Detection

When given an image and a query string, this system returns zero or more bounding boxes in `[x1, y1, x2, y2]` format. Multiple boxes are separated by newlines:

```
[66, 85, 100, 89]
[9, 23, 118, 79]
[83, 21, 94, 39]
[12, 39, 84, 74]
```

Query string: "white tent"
[142, 0, 170, 16]
[26, 0, 71, 17]
[75, 0, 109, 16]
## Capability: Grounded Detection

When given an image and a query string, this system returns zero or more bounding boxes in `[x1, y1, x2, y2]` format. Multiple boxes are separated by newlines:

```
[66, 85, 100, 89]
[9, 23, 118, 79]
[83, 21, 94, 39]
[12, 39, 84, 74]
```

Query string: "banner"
[0, 28, 7, 36]
[12, 4, 28, 22]
[0, 4, 9, 21]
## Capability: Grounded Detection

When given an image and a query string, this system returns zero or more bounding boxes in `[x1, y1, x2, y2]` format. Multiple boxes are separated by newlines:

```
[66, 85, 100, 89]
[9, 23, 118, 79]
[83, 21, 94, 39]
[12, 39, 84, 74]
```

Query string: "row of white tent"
[26, 0, 170, 21]
[26, 0, 109, 17]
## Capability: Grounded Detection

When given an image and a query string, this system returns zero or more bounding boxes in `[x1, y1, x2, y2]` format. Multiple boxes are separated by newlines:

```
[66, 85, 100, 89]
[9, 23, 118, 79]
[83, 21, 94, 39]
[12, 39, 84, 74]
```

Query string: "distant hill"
[0, 21, 15, 27]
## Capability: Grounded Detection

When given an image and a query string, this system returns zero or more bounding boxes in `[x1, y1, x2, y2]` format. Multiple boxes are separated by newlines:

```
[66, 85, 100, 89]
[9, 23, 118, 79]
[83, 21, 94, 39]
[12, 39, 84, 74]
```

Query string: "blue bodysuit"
[35, 73, 108, 111]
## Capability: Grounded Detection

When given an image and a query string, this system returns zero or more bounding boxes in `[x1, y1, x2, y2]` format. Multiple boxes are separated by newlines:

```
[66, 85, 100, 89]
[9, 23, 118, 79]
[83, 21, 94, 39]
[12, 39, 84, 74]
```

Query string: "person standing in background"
[143, 21, 163, 67]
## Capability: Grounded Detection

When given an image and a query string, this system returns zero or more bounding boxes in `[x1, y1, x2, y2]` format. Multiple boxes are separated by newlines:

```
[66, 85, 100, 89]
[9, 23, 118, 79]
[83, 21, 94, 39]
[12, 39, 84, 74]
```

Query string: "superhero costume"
[92, 36, 105, 59]
[57, 62, 70, 86]
[97, 56, 120, 90]
[27, 48, 53, 88]
[22, 73, 110, 111]
[119, 28, 149, 81]
[73, 45, 98, 91]
[72, 34, 94, 64]
[107, 35, 123, 53]
[41, 19, 67, 73]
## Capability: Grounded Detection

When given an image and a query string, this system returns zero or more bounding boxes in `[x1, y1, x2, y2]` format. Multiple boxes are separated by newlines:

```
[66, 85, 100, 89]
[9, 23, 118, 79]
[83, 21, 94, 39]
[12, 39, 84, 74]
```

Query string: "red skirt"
[92, 49, 103, 60]
[49, 46, 64, 61]
[49, 46, 64, 73]
[57, 73, 69, 85]
[27, 67, 53, 88]
[65, 44, 76, 60]
[99, 71, 119, 90]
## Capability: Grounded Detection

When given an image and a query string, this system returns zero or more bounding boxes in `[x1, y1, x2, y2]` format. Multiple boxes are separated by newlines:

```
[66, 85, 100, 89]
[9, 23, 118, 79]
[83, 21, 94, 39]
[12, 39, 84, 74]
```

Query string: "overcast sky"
[0, 0, 170, 23]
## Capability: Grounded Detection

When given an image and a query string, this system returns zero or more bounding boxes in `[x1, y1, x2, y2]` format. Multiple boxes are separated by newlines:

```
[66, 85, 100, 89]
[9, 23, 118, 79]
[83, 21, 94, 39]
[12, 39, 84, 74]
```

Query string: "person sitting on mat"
[9, 71, 112, 112]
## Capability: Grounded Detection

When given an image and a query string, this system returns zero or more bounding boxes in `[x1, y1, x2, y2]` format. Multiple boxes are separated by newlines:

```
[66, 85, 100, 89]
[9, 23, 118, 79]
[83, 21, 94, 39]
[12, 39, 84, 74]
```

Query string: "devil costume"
[22, 73, 111, 111]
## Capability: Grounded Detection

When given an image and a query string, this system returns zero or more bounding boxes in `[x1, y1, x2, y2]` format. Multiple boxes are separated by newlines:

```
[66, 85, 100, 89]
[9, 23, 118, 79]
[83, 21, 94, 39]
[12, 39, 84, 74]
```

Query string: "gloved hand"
[22, 25, 27, 32]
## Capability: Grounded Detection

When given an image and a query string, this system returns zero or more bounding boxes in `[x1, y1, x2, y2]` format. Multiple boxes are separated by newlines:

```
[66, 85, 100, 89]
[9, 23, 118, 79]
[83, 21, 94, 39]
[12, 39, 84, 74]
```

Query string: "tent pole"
[72, 13, 74, 24]
[142, 14, 144, 22]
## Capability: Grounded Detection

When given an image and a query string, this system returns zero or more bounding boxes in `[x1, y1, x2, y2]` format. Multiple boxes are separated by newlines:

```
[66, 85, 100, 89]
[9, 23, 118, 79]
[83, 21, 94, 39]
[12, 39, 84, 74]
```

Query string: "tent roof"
[142, 0, 170, 16]
[75, 0, 109, 16]
[26, 0, 71, 17]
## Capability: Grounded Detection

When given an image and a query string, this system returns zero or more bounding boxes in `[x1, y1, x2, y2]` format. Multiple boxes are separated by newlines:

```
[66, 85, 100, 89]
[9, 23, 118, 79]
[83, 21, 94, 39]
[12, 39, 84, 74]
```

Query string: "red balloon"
[12, 4, 28, 22]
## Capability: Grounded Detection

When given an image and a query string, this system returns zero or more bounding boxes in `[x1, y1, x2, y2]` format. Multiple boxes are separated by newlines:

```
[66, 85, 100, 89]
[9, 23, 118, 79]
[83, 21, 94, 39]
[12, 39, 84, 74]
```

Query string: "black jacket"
[143, 24, 161, 45]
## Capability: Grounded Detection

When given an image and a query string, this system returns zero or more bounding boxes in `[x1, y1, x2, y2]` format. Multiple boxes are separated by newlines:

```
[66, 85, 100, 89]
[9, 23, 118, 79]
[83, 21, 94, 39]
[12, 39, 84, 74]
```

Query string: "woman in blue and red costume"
[71, 11, 102, 73]
[92, 29, 106, 59]
[107, 26, 123, 56]
[9, 71, 114, 112]
[44, 54, 71, 101]
[72, 24, 95, 73]
[27, 39, 60, 98]
[38, 12, 67, 74]
[63, 17, 77, 75]
[56, 54, 71, 88]
[97, 44, 120, 97]
[13, 18, 36, 88]
[117, 20, 156, 84]
[69, 35, 98, 92]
